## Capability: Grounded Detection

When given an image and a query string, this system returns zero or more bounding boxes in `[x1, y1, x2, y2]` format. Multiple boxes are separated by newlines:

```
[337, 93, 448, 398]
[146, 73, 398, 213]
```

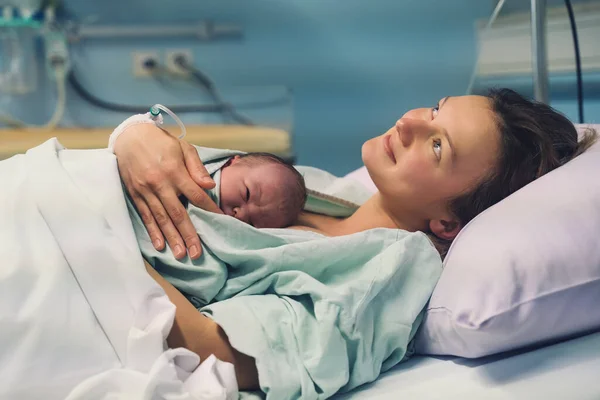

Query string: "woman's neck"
[292, 193, 426, 236]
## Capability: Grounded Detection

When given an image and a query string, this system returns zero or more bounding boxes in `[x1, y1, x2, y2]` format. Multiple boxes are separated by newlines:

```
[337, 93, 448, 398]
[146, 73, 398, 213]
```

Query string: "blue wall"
[6, 1, 597, 175]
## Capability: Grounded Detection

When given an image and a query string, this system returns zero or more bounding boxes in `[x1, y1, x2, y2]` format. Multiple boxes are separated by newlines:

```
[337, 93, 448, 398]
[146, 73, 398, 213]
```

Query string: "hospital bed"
[3, 134, 598, 399]
[337, 332, 600, 399]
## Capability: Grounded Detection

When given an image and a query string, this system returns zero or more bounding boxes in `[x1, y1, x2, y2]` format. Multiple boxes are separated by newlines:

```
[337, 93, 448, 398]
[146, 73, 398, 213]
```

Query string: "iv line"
[149, 104, 187, 139]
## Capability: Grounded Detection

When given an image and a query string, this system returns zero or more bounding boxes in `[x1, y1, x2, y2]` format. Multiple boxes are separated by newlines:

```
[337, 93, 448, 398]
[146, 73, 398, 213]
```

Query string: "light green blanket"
[126, 147, 442, 400]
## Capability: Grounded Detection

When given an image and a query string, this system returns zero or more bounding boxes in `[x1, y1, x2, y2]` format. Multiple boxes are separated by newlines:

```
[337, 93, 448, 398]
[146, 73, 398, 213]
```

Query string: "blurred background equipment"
[0, 0, 598, 174]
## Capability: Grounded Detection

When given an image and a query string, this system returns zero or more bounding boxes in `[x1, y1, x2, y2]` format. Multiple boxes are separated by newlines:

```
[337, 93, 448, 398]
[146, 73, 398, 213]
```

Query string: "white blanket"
[0, 139, 237, 400]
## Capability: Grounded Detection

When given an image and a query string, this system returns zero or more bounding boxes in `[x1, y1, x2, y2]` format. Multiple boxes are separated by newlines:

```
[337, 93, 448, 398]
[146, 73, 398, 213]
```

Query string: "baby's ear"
[226, 155, 241, 166]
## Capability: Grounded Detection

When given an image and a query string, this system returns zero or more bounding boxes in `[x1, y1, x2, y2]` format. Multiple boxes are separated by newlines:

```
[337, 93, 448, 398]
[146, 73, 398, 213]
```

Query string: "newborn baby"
[214, 152, 306, 228]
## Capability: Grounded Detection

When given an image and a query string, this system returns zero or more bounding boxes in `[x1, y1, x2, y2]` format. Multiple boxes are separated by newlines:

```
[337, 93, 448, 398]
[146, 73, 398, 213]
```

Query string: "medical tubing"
[465, 0, 506, 95]
[45, 64, 67, 129]
[564, 0, 584, 123]
[150, 104, 187, 139]
[67, 69, 226, 114]
[173, 55, 254, 126]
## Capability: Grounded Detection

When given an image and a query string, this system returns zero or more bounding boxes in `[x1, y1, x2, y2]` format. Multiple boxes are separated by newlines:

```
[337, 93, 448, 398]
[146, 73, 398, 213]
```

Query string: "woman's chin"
[360, 141, 367, 163]
[361, 150, 380, 187]
[361, 138, 376, 165]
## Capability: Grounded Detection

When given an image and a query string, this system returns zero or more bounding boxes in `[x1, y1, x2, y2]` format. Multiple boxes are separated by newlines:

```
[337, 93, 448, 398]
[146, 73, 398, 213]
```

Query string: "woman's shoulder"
[291, 212, 342, 236]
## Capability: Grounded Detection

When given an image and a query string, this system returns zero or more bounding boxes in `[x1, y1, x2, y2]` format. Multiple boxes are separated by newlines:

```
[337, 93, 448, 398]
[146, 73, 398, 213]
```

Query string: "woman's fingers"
[177, 175, 223, 214]
[181, 140, 215, 189]
[179, 141, 222, 214]
[131, 193, 166, 251]
[143, 189, 192, 260]
[134, 177, 203, 260]
[155, 183, 204, 260]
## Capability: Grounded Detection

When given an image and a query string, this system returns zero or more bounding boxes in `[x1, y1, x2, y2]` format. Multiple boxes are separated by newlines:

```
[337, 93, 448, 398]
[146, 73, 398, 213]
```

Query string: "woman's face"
[362, 95, 500, 230]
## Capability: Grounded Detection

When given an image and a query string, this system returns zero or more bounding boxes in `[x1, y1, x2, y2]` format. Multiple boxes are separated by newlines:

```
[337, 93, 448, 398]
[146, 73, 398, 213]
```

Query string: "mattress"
[336, 331, 600, 399]
[0, 124, 293, 160]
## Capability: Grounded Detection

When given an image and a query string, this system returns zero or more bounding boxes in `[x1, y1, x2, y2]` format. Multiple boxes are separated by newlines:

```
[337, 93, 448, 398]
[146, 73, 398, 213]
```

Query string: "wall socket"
[165, 49, 194, 76]
[132, 51, 160, 77]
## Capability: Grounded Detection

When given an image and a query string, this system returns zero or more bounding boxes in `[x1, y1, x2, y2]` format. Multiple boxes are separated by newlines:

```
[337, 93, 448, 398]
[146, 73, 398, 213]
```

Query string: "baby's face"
[219, 159, 295, 228]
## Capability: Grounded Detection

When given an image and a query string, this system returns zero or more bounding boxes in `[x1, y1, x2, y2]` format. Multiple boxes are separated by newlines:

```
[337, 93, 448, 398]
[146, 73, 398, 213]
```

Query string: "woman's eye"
[431, 104, 439, 119]
[433, 138, 442, 160]
[245, 187, 250, 202]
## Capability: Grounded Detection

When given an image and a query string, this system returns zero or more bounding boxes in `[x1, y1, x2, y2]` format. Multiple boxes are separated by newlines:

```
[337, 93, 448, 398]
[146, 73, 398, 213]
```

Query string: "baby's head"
[219, 153, 306, 228]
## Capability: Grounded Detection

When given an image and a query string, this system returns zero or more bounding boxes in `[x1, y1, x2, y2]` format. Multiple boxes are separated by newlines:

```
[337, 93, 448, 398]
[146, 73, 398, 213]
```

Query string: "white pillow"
[344, 166, 378, 193]
[344, 125, 600, 358]
[415, 124, 600, 357]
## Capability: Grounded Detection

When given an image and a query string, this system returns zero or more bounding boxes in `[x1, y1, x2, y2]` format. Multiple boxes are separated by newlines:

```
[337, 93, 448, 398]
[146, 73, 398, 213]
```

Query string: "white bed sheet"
[0, 141, 238, 400]
[336, 331, 600, 399]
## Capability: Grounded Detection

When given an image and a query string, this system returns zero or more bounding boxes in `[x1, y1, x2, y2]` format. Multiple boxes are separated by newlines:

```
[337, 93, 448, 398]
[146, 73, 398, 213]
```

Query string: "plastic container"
[0, 25, 38, 94]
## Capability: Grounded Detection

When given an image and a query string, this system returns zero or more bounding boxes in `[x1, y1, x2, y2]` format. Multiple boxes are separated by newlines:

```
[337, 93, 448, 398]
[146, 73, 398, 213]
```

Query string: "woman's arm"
[114, 123, 221, 260]
[144, 261, 259, 390]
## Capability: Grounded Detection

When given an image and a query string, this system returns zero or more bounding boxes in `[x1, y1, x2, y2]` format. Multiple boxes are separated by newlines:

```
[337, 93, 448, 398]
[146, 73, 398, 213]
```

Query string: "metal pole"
[531, 0, 549, 103]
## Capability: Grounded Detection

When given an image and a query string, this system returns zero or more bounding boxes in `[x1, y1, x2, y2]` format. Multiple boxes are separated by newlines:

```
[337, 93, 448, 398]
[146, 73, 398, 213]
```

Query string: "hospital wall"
[4, 0, 600, 175]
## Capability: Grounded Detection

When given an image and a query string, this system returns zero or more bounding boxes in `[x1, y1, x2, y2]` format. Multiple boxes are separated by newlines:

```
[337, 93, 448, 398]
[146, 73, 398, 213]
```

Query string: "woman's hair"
[429, 88, 598, 259]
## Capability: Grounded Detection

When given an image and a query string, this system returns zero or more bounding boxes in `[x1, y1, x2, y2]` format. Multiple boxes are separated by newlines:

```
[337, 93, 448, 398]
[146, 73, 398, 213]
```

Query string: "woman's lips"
[384, 134, 396, 164]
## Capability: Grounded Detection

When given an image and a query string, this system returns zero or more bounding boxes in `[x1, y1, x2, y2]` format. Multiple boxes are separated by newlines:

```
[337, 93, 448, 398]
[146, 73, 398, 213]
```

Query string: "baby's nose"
[233, 206, 249, 223]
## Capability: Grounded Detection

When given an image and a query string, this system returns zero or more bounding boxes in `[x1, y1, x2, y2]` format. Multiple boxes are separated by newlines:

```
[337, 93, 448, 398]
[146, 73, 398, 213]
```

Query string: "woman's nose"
[395, 118, 429, 147]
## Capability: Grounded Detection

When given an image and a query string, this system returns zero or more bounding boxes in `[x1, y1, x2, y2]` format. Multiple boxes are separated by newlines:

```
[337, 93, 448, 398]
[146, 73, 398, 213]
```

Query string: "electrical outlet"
[132, 51, 160, 77]
[165, 49, 194, 76]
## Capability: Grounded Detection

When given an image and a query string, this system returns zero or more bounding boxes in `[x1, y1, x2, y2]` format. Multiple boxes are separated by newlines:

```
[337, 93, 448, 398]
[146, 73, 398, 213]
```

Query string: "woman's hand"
[114, 123, 222, 259]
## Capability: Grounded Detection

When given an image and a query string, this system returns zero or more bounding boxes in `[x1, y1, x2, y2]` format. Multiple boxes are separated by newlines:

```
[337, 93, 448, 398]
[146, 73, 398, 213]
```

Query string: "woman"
[114, 89, 597, 392]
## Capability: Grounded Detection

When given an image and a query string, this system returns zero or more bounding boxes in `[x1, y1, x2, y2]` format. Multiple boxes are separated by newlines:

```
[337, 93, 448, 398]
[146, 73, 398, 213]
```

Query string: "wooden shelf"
[0, 124, 292, 160]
